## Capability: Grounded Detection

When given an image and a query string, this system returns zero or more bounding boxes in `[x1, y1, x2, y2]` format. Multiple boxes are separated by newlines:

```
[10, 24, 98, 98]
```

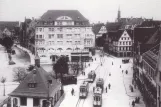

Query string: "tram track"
[75, 99, 85, 107]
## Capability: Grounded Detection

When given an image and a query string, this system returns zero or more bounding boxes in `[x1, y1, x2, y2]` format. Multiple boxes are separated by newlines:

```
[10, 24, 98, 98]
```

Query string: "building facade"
[92, 23, 107, 39]
[133, 27, 161, 107]
[35, 10, 95, 63]
[107, 30, 133, 57]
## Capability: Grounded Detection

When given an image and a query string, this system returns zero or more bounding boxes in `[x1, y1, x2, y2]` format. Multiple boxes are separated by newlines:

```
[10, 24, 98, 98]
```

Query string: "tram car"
[79, 81, 89, 98]
[93, 87, 102, 107]
[96, 78, 104, 92]
[88, 70, 96, 83]
[61, 74, 77, 85]
[122, 59, 130, 64]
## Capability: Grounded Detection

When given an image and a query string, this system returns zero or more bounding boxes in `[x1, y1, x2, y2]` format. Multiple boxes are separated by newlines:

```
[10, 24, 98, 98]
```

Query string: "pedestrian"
[132, 100, 135, 107]
[105, 87, 107, 93]
[71, 88, 74, 96]
[93, 87, 95, 92]
[109, 73, 111, 76]
[95, 58, 96, 61]
[120, 65, 121, 68]
[122, 70, 123, 73]
[108, 83, 111, 89]
[126, 70, 128, 74]
[112, 62, 113, 65]
[84, 72, 85, 75]
[89, 63, 90, 66]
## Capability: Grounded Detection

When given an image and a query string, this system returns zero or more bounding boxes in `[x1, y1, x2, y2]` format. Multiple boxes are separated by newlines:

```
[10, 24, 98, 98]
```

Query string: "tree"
[2, 36, 14, 64]
[2, 36, 14, 51]
[96, 33, 107, 47]
[53, 56, 69, 81]
[13, 67, 28, 83]
[1, 77, 6, 96]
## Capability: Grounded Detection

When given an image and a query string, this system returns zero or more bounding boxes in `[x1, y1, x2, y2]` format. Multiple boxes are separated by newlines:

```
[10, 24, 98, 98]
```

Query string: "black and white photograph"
[0, 0, 160, 107]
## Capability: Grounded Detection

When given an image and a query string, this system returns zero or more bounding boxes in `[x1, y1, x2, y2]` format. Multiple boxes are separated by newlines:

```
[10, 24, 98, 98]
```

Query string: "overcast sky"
[0, 0, 161, 23]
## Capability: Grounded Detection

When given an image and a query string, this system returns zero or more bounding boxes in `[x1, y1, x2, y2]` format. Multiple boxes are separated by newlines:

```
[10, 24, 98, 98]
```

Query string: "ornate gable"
[56, 16, 72, 20]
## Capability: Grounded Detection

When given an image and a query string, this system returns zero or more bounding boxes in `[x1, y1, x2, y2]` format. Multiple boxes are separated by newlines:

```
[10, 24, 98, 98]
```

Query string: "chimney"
[35, 52, 40, 67]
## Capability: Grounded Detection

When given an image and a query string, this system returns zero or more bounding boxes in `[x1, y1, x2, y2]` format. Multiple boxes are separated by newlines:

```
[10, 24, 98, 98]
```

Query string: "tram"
[96, 78, 104, 92]
[79, 81, 89, 98]
[93, 87, 102, 107]
[88, 70, 96, 83]
[122, 59, 129, 64]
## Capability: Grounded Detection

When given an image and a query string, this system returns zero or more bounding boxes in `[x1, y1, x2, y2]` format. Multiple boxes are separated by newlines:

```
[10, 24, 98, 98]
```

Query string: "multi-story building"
[107, 29, 133, 57]
[19, 18, 37, 54]
[133, 27, 161, 107]
[92, 23, 107, 39]
[35, 10, 95, 63]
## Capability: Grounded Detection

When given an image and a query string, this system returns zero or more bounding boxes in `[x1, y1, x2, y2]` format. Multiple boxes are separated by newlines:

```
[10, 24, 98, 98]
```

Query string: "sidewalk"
[16, 45, 35, 64]
[122, 62, 145, 107]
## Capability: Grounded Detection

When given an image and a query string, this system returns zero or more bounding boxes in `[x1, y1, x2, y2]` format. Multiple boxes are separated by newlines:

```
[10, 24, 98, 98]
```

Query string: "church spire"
[117, 6, 121, 21]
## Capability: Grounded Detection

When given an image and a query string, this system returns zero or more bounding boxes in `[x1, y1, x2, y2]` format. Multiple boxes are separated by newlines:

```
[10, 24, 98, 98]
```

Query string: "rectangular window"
[39, 28, 42, 32]
[39, 35, 42, 39]
[52, 34, 54, 38]
[57, 34, 63, 39]
[36, 35, 38, 39]
[57, 41, 63, 45]
[129, 42, 132, 45]
[52, 28, 54, 31]
[20, 97, 27, 106]
[120, 42, 121, 45]
[126, 41, 128, 45]
[122, 38, 123, 40]
[33, 98, 39, 106]
[48, 34, 51, 39]
[49, 28, 51, 31]
[123, 42, 125, 45]
[66, 34, 72, 38]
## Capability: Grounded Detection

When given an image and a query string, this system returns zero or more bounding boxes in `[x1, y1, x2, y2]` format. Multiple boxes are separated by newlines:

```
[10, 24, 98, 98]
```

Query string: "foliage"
[2, 36, 14, 50]
[1, 77, 6, 83]
[53, 56, 69, 79]
[13, 67, 28, 83]
[89, 48, 95, 56]
[96, 33, 107, 47]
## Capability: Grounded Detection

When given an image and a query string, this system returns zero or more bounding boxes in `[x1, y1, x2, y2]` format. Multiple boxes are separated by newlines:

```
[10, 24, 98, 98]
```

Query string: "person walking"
[93, 87, 95, 92]
[71, 88, 74, 96]
[132, 100, 135, 107]
[120, 65, 121, 68]
[112, 62, 113, 65]
[105, 87, 107, 93]
[108, 83, 111, 89]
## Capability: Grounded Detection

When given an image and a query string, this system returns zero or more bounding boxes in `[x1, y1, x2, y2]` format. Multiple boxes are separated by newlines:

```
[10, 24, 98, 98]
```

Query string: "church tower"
[116, 6, 121, 22]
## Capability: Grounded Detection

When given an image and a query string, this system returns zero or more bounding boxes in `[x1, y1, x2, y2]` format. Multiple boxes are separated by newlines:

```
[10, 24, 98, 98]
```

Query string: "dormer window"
[28, 83, 37, 88]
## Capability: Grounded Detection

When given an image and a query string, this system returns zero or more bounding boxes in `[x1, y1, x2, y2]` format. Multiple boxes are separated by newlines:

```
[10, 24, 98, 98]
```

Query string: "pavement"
[121, 59, 145, 107]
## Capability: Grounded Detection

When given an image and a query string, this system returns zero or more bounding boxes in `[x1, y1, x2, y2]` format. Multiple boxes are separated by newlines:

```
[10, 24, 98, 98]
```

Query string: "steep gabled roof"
[108, 30, 124, 41]
[146, 28, 161, 45]
[9, 66, 61, 98]
[106, 22, 122, 32]
[138, 20, 161, 27]
[134, 27, 157, 44]
[142, 44, 160, 69]
[41, 10, 88, 21]
[92, 23, 105, 34]
[0, 21, 19, 31]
